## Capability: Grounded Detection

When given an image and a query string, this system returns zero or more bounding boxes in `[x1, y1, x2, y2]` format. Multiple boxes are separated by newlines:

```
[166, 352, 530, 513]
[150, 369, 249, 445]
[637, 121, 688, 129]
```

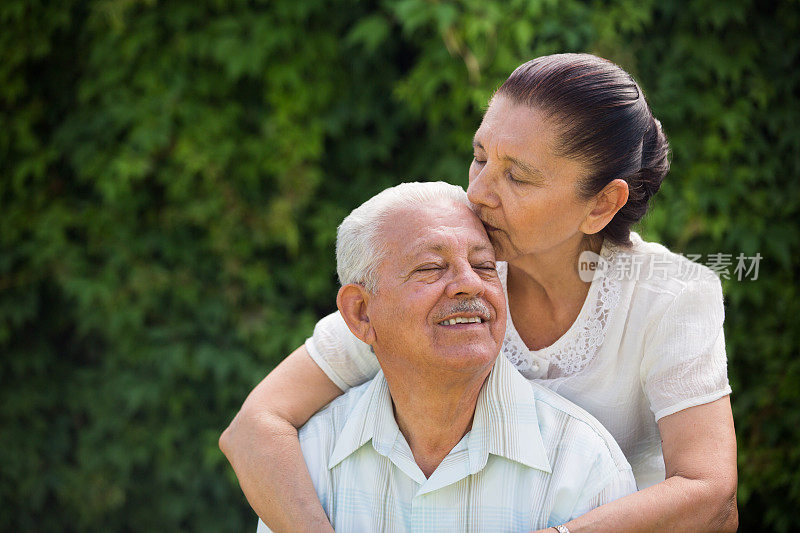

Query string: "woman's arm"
[544, 396, 738, 532]
[219, 345, 343, 533]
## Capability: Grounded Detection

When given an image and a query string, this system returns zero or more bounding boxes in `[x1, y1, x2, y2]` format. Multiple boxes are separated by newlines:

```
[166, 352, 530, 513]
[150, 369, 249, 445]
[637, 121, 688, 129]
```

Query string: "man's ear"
[337, 284, 377, 345]
[579, 178, 629, 235]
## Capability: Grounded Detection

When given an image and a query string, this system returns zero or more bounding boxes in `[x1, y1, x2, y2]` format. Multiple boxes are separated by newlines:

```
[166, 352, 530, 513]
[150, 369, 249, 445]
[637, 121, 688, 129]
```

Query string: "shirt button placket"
[411, 495, 420, 531]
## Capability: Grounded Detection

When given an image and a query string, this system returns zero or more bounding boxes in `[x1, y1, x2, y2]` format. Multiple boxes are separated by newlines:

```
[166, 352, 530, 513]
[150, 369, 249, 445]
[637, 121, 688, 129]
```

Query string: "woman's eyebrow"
[506, 155, 544, 178]
[473, 138, 544, 178]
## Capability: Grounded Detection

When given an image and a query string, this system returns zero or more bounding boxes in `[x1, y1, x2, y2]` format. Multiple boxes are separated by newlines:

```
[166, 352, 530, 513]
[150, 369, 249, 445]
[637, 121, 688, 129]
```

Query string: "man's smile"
[437, 315, 485, 326]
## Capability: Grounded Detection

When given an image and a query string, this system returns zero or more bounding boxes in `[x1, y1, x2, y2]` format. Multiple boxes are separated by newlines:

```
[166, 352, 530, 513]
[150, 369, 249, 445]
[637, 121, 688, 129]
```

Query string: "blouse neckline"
[498, 236, 625, 377]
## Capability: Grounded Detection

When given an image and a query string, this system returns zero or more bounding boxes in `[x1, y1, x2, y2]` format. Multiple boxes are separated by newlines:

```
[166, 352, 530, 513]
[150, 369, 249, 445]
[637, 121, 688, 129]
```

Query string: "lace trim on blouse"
[500, 241, 622, 378]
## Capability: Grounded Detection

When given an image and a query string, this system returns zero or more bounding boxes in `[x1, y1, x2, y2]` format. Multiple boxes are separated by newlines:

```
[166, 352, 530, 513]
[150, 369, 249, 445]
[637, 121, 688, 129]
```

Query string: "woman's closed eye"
[505, 170, 525, 185]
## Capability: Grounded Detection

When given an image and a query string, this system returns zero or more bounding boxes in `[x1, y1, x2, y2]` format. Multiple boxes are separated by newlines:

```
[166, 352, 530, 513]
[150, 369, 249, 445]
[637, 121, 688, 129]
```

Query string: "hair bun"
[611, 115, 670, 245]
[638, 116, 670, 198]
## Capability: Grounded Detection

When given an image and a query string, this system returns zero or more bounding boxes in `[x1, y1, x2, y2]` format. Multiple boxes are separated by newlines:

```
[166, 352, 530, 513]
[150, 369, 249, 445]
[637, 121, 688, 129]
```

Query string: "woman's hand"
[557, 396, 738, 532]
[219, 345, 343, 532]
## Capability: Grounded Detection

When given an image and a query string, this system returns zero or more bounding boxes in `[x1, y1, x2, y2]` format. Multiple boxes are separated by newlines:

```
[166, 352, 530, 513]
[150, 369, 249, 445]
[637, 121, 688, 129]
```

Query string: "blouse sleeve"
[305, 311, 380, 391]
[641, 275, 732, 421]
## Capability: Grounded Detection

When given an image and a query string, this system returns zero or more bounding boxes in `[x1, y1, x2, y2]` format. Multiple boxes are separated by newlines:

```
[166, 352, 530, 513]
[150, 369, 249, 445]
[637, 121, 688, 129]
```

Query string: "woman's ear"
[580, 178, 629, 235]
[337, 284, 376, 345]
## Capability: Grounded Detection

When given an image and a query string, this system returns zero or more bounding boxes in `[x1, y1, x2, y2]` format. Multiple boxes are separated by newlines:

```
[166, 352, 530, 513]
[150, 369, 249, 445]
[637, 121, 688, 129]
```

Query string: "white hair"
[336, 181, 469, 291]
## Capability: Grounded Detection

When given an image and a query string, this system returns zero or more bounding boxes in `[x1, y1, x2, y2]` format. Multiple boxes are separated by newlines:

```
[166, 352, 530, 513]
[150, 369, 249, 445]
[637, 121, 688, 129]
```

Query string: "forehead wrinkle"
[475, 108, 552, 182]
[475, 131, 547, 180]
[413, 240, 493, 258]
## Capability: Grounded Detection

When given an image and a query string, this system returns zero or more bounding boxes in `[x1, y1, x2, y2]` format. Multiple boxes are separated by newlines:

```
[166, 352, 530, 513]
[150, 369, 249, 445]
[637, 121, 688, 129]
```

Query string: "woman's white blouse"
[305, 232, 732, 489]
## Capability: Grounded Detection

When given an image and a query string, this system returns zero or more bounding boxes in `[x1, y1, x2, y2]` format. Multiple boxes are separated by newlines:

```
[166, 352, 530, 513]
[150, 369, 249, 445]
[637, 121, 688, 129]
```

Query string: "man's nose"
[467, 166, 499, 208]
[446, 261, 485, 299]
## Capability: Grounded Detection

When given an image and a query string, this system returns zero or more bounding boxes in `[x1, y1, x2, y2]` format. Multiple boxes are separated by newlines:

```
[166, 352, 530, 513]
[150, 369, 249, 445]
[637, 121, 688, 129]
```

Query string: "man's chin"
[433, 323, 503, 347]
[432, 342, 500, 370]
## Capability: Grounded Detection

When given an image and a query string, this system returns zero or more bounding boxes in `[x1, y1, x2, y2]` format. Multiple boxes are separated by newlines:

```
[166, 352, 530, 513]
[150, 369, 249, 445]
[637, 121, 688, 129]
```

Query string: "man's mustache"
[433, 299, 492, 322]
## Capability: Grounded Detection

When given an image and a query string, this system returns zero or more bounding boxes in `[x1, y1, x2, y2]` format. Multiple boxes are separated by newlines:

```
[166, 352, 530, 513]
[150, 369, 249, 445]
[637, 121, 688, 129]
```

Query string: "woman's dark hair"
[496, 53, 670, 247]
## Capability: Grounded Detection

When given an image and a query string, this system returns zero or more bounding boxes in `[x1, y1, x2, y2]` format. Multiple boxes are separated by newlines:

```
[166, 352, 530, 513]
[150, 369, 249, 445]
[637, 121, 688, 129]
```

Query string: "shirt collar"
[328, 355, 552, 478]
[467, 354, 551, 474]
[328, 369, 401, 469]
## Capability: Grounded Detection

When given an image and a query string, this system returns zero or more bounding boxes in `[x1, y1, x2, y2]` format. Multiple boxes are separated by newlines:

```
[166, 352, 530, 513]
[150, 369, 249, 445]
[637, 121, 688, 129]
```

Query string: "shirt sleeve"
[305, 311, 380, 391]
[641, 275, 732, 421]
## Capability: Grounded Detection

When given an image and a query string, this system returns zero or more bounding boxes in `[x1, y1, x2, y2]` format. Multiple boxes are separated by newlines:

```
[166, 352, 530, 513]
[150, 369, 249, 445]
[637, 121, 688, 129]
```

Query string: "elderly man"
[258, 182, 635, 532]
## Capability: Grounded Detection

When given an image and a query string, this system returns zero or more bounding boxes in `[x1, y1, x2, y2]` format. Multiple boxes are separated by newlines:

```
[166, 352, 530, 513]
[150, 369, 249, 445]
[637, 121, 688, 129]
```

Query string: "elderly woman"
[220, 54, 738, 532]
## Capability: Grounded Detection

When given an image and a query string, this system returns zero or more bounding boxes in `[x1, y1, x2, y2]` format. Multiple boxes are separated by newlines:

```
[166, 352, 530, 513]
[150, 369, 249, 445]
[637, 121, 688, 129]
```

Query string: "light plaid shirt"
[258, 355, 635, 532]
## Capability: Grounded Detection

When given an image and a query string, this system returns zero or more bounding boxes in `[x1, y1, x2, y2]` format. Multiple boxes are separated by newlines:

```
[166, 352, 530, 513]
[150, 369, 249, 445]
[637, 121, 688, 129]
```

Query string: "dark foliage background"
[1, 0, 798, 530]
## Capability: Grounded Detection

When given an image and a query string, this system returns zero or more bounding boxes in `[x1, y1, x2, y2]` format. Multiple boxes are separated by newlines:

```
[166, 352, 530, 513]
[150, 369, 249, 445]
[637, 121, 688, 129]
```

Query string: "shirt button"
[531, 362, 540, 372]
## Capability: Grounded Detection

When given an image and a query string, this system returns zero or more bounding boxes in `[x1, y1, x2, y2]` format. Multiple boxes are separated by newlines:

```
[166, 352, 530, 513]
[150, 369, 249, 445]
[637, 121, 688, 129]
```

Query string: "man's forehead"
[378, 200, 491, 253]
[413, 239, 493, 256]
[394, 198, 468, 223]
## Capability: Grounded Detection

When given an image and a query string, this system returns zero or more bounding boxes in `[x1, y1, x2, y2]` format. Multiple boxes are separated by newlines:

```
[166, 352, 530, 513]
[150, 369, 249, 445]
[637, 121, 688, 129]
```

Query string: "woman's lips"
[474, 208, 501, 232]
[481, 220, 501, 232]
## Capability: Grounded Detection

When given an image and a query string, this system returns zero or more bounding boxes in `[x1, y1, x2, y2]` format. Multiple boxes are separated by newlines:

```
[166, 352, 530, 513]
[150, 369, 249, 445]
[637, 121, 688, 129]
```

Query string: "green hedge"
[1, 0, 798, 530]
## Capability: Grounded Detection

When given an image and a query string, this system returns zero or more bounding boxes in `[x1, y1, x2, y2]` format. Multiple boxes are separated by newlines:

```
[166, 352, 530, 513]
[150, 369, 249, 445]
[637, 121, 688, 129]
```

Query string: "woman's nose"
[467, 166, 499, 209]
